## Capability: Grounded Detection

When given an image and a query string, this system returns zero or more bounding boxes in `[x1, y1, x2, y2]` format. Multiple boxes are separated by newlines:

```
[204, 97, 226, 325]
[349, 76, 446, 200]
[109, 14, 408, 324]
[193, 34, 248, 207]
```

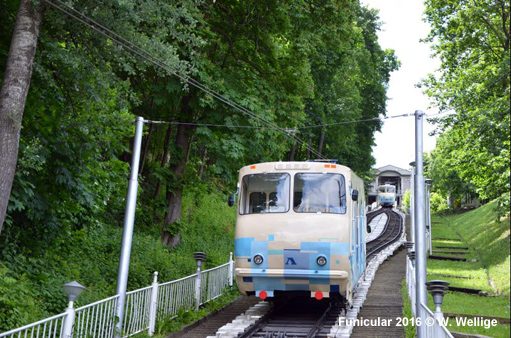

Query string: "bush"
[430, 192, 447, 213]
[402, 189, 411, 210]
[0, 189, 236, 332]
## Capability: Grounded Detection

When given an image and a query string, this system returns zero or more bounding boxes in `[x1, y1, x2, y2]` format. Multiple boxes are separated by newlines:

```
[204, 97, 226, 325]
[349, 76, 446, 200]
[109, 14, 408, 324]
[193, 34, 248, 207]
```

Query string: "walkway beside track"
[350, 248, 406, 338]
[167, 296, 260, 338]
[366, 212, 388, 242]
[351, 213, 410, 338]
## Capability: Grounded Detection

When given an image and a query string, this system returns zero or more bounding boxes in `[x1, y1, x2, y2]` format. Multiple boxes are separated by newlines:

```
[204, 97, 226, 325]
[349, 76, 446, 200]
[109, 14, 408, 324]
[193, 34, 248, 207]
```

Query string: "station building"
[368, 164, 412, 207]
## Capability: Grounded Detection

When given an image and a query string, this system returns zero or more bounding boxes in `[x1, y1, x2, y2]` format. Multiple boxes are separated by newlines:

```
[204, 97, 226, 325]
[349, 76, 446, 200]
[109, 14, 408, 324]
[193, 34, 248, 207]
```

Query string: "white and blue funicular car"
[231, 161, 368, 305]
[377, 183, 396, 208]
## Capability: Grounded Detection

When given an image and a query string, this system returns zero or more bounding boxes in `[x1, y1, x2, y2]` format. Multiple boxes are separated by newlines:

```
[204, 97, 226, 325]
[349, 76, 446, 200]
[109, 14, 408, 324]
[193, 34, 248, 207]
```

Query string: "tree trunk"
[153, 123, 173, 199]
[198, 147, 208, 179]
[288, 142, 297, 161]
[318, 130, 325, 155]
[306, 138, 312, 160]
[0, 0, 44, 235]
[161, 123, 195, 248]
[139, 122, 154, 174]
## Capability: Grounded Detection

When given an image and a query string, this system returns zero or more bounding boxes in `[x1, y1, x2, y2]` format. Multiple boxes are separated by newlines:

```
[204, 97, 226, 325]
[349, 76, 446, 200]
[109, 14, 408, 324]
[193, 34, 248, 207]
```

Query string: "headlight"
[317, 256, 327, 266]
[253, 255, 264, 265]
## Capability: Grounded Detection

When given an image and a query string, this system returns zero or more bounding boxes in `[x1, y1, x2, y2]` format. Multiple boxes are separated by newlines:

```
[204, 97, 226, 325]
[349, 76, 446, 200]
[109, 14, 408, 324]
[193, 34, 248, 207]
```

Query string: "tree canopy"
[421, 0, 510, 214]
[0, 0, 399, 243]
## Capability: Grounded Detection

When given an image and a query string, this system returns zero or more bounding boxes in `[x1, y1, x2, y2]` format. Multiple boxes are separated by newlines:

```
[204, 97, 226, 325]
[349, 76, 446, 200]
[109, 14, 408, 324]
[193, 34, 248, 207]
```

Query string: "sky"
[361, 0, 441, 170]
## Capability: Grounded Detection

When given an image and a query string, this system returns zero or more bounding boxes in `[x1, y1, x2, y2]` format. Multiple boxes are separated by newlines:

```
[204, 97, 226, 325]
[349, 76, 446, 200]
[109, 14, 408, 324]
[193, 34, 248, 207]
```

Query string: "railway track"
[366, 208, 403, 261]
[365, 207, 386, 225]
[238, 298, 345, 338]
[200, 209, 405, 338]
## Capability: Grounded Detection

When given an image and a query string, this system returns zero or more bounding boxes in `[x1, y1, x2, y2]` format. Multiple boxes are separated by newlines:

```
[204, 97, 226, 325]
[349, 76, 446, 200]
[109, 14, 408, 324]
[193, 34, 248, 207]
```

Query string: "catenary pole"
[409, 162, 415, 245]
[115, 116, 144, 337]
[414, 110, 427, 337]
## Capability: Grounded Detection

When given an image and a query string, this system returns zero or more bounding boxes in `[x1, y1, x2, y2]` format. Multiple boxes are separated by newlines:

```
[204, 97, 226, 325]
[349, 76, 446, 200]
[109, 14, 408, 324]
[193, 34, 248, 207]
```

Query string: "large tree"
[0, 0, 44, 235]
[421, 0, 510, 214]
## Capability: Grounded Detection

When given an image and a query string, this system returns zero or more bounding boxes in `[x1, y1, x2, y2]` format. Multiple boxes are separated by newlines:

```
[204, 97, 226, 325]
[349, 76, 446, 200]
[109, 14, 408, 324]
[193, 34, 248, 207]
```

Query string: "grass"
[133, 287, 242, 338]
[424, 200, 510, 337]
[401, 280, 416, 338]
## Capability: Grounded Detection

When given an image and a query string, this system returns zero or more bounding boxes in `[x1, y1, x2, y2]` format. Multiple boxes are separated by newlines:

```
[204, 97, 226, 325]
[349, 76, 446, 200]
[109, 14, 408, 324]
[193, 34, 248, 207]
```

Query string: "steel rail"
[305, 304, 332, 338]
[366, 209, 403, 260]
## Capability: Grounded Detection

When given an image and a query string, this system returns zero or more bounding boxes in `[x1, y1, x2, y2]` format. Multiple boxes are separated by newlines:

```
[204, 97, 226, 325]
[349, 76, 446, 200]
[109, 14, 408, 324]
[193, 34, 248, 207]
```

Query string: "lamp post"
[62, 281, 86, 338]
[426, 280, 450, 335]
[194, 252, 207, 310]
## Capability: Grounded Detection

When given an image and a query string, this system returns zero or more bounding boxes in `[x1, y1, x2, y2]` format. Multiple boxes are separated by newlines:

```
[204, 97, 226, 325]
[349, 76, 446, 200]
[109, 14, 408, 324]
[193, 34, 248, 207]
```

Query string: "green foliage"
[421, 0, 510, 217]
[402, 189, 411, 210]
[0, 0, 398, 330]
[0, 263, 47, 330]
[0, 190, 236, 332]
[429, 192, 447, 213]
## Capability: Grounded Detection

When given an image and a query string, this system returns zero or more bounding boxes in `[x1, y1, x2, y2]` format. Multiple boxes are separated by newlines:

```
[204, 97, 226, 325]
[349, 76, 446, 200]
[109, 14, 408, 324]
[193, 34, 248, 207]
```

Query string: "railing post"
[148, 271, 159, 336]
[228, 252, 234, 287]
[62, 304, 76, 338]
[426, 280, 450, 337]
[62, 281, 85, 338]
[193, 252, 207, 310]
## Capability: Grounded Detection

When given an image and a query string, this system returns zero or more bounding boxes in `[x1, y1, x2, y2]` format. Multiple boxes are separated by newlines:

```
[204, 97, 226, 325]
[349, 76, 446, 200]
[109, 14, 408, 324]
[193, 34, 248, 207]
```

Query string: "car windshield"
[293, 173, 346, 214]
[240, 173, 290, 214]
[387, 186, 395, 193]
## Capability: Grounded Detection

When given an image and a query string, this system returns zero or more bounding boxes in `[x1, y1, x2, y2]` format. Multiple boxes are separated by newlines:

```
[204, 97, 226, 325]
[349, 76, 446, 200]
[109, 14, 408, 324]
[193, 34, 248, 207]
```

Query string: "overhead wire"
[44, 0, 327, 159]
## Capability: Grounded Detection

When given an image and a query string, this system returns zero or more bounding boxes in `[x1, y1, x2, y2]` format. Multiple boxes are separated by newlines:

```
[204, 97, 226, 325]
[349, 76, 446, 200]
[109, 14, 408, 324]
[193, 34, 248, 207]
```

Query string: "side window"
[249, 192, 266, 214]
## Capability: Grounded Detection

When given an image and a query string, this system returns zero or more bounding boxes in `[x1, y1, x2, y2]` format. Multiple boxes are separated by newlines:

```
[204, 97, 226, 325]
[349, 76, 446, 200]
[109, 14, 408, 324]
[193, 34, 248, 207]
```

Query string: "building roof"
[375, 164, 411, 176]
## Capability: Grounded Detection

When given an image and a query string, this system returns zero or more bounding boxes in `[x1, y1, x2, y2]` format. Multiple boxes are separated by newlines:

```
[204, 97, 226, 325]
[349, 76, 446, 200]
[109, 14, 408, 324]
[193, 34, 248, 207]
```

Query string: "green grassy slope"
[427, 201, 510, 338]
[442, 200, 510, 296]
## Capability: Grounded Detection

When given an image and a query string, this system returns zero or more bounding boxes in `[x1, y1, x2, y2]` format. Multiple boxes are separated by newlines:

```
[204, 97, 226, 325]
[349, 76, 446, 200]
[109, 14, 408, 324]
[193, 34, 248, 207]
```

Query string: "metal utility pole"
[115, 116, 145, 337]
[414, 111, 427, 337]
[425, 179, 433, 256]
[409, 161, 415, 245]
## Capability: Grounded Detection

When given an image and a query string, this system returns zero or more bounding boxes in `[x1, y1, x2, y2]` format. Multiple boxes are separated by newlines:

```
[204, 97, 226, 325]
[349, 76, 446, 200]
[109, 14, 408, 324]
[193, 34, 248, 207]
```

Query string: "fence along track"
[0, 259, 234, 338]
[366, 209, 403, 261]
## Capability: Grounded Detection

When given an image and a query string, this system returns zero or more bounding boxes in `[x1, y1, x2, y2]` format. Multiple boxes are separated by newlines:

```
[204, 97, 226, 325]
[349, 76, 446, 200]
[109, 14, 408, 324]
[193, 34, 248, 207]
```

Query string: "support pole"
[409, 162, 415, 245]
[414, 111, 427, 337]
[425, 180, 433, 256]
[115, 116, 144, 337]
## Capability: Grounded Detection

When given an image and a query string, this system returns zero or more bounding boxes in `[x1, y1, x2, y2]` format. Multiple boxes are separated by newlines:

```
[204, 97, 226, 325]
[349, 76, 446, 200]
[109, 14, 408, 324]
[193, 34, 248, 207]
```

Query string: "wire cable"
[44, 0, 327, 159]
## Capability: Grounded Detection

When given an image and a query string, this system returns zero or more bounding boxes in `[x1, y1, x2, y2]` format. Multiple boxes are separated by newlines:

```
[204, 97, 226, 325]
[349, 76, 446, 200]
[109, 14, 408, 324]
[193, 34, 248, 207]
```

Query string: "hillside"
[428, 200, 510, 337]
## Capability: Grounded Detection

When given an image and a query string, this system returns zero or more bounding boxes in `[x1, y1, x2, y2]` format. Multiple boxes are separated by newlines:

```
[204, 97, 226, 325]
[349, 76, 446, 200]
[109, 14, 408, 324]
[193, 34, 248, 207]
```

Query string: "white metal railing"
[74, 295, 119, 338]
[0, 312, 67, 338]
[157, 274, 196, 321]
[0, 254, 234, 338]
[405, 256, 454, 338]
[200, 262, 230, 305]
